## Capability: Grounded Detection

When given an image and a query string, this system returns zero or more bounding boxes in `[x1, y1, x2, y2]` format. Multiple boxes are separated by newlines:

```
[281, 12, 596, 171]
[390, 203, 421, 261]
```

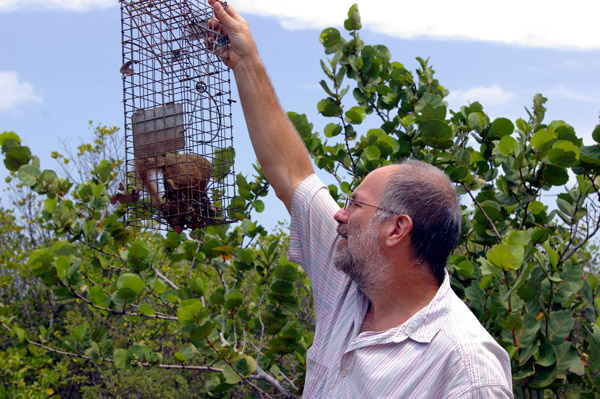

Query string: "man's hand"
[208, 0, 258, 70]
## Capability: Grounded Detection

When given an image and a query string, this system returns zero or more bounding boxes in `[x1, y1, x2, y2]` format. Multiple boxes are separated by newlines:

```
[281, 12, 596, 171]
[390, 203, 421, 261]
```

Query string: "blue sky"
[1, 0, 599, 230]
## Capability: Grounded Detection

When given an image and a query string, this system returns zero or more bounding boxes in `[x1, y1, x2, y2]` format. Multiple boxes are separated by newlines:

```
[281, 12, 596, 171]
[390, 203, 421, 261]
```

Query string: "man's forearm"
[232, 55, 314, 211]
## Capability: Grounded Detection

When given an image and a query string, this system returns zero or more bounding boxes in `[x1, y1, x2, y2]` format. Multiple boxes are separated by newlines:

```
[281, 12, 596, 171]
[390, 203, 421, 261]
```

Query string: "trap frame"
[119, 0, 236, 232]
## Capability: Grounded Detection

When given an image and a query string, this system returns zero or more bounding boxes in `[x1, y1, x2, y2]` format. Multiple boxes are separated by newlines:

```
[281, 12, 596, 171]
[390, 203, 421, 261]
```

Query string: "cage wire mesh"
[119, 0, 236, 233]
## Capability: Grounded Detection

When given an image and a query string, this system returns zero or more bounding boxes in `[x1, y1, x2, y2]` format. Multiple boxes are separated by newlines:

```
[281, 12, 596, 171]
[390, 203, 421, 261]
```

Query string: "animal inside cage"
[118, 0, 236, 232]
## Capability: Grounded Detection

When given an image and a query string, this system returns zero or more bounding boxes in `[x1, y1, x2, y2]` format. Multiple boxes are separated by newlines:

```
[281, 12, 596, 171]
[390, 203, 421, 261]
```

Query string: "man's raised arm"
[210, 1, 314, 212]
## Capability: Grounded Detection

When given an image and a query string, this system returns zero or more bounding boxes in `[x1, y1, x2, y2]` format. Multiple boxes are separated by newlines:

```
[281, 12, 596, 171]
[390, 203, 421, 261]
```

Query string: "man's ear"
[385, 214, 413, 248]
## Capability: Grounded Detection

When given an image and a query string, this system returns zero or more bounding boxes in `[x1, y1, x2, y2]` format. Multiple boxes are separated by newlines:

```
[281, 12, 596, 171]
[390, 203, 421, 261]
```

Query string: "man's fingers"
[212, 1, 236, 27]
[207, 18, 226, 35]
[220, 2, 243, 21]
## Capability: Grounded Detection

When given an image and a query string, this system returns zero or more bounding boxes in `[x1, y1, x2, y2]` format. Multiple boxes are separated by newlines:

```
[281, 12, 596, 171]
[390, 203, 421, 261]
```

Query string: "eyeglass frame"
[342, 195, 399, 215]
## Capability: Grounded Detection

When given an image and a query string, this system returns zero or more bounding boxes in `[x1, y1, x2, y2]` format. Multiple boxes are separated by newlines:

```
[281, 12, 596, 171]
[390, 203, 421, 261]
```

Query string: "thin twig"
[205, 336, 276, 399]
[461, 183, 502, 240]
[70, 284, 177, 321]
[0, 321, 221, 372]
[562, 209, 600, 261]
[153, 268, 179, 290]
[251, 365, 299, 399]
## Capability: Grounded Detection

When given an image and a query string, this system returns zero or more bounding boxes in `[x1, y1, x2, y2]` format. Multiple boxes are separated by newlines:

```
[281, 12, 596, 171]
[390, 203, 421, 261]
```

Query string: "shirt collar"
[394, 270, 451, 343]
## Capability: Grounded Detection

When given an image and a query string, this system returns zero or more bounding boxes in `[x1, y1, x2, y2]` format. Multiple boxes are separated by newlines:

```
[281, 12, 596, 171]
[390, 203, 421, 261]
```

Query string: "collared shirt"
[289, 174, 513, 399]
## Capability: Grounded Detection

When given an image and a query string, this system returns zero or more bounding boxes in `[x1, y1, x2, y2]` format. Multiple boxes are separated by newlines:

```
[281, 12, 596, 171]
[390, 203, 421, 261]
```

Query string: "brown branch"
[69, 284, 177, 321]
[461, 183, 502, 240]
[562, 208, 600, 261]
[205, 336, 275, 399]
[250, 365, 299, 399]
[153, 268, 179, 290]
[1, 321, 221, 372]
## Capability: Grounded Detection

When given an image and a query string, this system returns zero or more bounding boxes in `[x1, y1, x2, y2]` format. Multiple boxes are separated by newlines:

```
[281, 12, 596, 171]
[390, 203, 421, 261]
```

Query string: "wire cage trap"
[118, 0, 236, 232]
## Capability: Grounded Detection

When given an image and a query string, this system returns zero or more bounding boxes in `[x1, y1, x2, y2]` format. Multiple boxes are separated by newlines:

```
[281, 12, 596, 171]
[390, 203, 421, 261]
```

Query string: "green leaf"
[556, 198, 574, 216]
[274, 264, 298, 282]
[487, 244, 515, 270]
[271, 280, 294, 295]
[546, 310, 575, 344]
[543, 241, 558, 269]
[363, 145, 381, 161]
[506, 230, 530, 246]
[467, 112, 489, 132]
[17, 164, 41, 186]
[139, 303, 155, 316]
[554, 341, 585, 376]
[224, 289, 243, 310]
[542, 164, 569, 186]
[498, 136, 518, 156]
[317, 98, 341, 117]
[213, 147, 235, 182]
[548, 140, 579, 166]
[72, 323, 89, 342]
[529, 201, 544, 215]
[0, 131, 20, 145]
[537, 343, 556, 367]
[113, 348, 130, 369]
[222, 365, 242, 384]
[324, 123, 342, 138]
[343, 3, 361, 31]
[490, 118, 514, 137]
[531, 129, 555, 149]
[116, 273, 144, 296]
[580, 145, 600, 165]
[345, 106, 366, 124]
[55, 256, 69, 279]
[419, 120, 452, 140]
[189, 320, 214, 342]
[515, 313, 540, 349]
[455, 260, 474, 279]
[127, 241, 153, 271]
[319, 27, 344, 54]
[3, 145, 32, 171]
[253, 199, 265, 213]
[177, 299, 204, 323]
[592, 124, 600, 143]
[234, 354, 257, 376]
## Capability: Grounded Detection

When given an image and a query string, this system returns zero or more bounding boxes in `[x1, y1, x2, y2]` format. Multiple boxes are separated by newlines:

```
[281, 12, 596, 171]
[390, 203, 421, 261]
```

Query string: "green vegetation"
[2, 5, 600, 398]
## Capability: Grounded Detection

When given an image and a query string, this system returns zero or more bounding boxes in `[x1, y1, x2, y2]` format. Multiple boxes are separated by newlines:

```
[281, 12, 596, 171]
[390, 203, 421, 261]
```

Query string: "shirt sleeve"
[288, 174, 348, 319]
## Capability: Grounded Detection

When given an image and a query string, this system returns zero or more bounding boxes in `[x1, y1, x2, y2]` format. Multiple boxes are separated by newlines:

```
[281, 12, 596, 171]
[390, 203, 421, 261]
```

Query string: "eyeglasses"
[342, 196, 398, 214]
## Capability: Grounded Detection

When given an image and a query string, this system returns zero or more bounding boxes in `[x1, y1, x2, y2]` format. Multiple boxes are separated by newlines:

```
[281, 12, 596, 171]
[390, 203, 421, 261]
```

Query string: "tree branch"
[0, 321, 221, 372]
[461, 183, 502, 240]
[205, 336, 276, 399]
[562, 207, 600, 261]
[250, 365, 299, 399]
[153, 268, 179, 290]
[68, 284, 177, 321]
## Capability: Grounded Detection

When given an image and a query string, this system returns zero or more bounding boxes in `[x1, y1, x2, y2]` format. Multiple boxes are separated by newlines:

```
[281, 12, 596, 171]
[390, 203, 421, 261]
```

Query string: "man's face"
[332, 166, 400, 291]
[333, 215, 388, 290]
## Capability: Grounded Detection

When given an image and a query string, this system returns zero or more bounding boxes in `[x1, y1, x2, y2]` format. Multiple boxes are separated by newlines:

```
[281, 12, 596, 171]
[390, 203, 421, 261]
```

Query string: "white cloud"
[446, 84, 514, 107]
[547, 85, 600, 103]
[234, 0, 600, 50]
[0, 0, 113, 12]
[0, 71, 43, 113]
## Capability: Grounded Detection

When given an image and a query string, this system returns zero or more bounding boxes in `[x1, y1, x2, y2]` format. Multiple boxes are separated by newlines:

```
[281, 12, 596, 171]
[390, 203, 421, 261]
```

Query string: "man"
[210, 2, 513, 397]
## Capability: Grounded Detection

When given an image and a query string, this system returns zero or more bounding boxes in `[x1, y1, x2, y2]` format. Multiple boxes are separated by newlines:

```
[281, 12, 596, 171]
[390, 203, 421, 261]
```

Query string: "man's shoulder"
[433, 289, 512, 393]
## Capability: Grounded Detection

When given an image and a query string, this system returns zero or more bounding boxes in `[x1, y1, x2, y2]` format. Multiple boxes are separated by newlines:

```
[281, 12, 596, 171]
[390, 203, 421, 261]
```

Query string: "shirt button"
[340, 369, 348, 377]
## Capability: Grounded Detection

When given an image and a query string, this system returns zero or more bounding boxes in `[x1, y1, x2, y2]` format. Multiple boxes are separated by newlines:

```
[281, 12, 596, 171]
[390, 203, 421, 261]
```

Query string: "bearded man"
[210, 2, 513, 397]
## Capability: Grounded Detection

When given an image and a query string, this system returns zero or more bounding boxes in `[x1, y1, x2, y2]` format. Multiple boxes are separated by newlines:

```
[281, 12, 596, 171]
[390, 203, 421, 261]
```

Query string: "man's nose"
[334, 207, 348, 224]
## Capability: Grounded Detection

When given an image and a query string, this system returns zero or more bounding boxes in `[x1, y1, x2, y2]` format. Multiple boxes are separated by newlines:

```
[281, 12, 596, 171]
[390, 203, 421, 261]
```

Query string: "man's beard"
[333, 217, 391, 292]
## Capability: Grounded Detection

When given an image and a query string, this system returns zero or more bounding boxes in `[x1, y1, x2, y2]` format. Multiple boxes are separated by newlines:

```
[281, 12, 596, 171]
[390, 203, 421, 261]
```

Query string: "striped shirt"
[289, 174, 513, 399]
